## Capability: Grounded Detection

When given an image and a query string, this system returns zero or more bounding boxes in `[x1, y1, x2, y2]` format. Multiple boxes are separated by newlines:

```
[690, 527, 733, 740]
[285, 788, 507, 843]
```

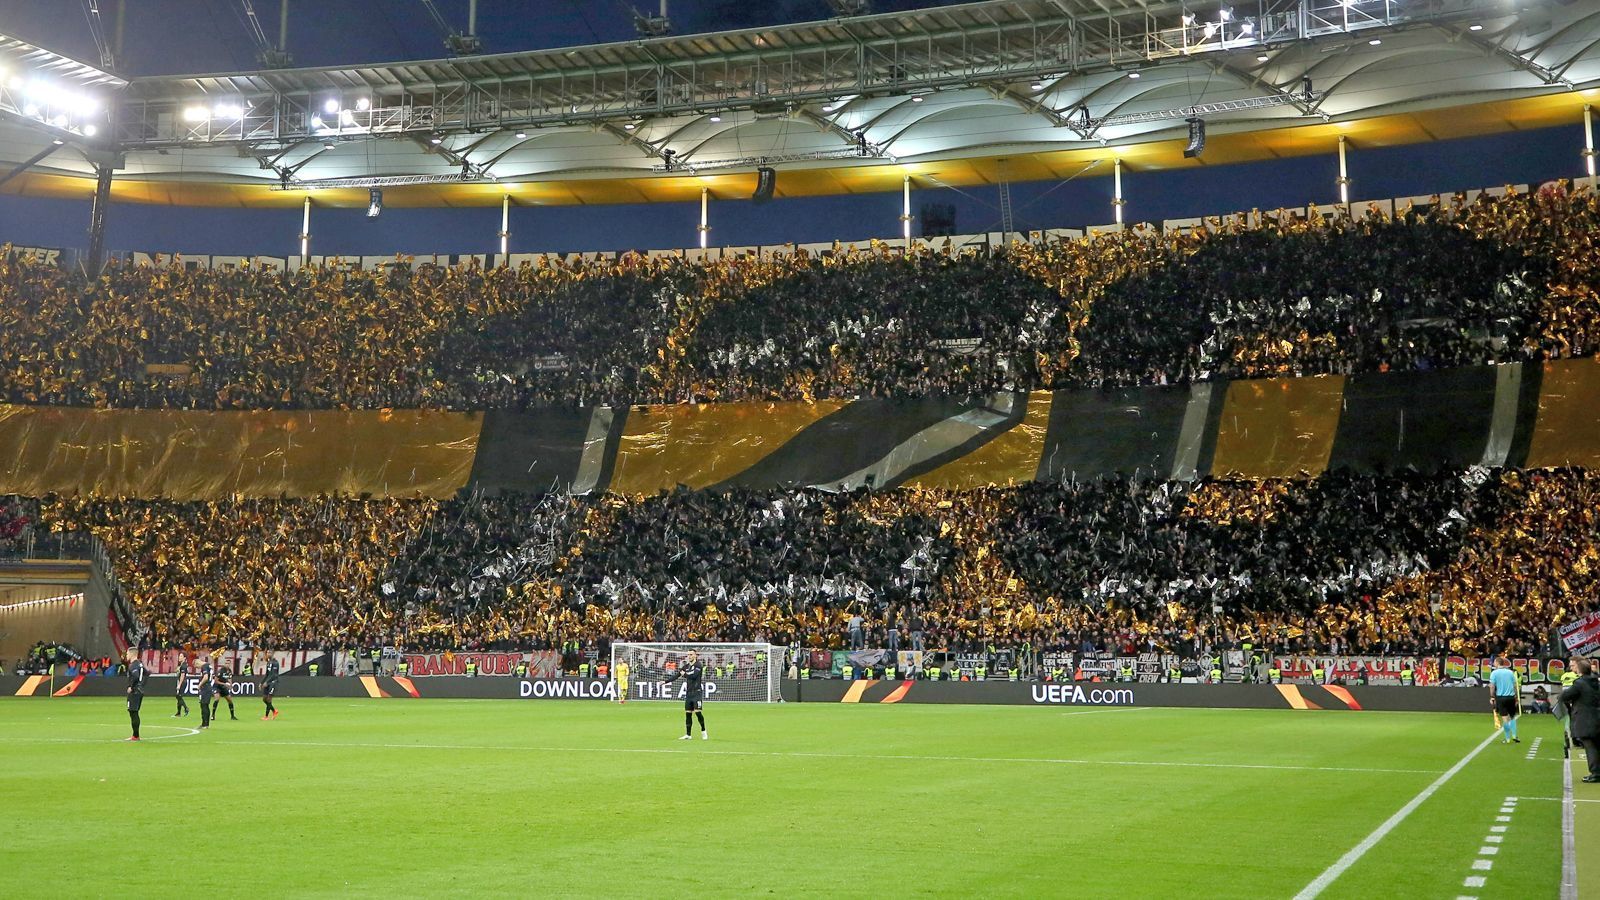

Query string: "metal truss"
[106, 0, 1493, 151]
[1087, 90, 1320, 129]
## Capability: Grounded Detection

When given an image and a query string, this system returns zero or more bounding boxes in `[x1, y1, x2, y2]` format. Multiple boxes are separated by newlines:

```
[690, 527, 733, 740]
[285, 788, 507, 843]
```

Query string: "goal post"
[611, 642, 784, 703]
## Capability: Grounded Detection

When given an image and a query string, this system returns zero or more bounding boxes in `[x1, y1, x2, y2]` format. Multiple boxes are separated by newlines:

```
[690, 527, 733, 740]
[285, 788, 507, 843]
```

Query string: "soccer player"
[172, 654, 191, 718]
[261, 657, 280, 720]
[615, 658, 630, 705]
[124, 649, 148, 742]
[198, 657, 215, 729]
[1489, 656, 1521, 744]
[664, 650, 708, 740]
[212, 664, 238, 721]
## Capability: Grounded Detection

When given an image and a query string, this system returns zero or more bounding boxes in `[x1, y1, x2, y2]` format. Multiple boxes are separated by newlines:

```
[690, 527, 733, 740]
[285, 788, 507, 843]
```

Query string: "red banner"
[400, 651, 560, 678]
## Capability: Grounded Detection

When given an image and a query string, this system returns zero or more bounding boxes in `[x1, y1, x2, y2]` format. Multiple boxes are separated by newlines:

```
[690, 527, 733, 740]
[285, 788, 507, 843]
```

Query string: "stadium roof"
[0, 0, 1597, 208]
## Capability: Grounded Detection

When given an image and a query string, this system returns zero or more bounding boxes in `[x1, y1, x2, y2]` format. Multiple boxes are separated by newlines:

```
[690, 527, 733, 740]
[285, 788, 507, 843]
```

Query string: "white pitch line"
[1293, 731, 1498, 900]
[93, 723, 202, 741]
[1563, 753, 1578, 900]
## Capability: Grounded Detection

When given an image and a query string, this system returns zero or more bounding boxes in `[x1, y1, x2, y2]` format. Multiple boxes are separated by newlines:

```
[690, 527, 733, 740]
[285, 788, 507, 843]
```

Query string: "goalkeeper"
[664, 650, 708, 740]
[615, 658, 630, 705]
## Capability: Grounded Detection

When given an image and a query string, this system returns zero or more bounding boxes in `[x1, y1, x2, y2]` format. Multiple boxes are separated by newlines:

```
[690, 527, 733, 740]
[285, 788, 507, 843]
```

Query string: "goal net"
[611, 642, 784, 703]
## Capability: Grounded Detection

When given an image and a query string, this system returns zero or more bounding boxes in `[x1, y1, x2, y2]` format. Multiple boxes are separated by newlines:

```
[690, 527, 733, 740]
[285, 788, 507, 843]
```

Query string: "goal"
[611, 642, 785, 703]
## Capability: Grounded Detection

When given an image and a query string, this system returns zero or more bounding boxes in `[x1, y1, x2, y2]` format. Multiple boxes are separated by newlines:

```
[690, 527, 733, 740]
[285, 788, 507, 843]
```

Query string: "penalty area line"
[1293, 731, 1498, 900]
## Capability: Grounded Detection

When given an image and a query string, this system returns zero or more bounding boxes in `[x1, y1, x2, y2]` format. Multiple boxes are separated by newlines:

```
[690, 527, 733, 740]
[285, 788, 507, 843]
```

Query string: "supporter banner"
[1526, 357, 1600, 468]
[1272, 655, 1435, 685]
[1037, 384, 1192, 481]
[1327, 367, 1498, 472]
[466, 408, 617, 495]
[1559, 613, 1600, 657]
[393, 650, 561, 677]
[0, 406, 480, 499]
[791, 679, 1491, 713]
[904, 391, 1051, 490]
[1211, 375, 1345, 478]
[138, 649, 326, 676]
[712, 394, 1027, 492]
[610, 399, 847, 494]
[1440, 654, 1596, 685]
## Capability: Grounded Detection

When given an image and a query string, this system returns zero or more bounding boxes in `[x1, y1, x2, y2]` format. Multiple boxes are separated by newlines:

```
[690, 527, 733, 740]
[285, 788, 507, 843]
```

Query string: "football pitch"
[0, 698, 1579, 898]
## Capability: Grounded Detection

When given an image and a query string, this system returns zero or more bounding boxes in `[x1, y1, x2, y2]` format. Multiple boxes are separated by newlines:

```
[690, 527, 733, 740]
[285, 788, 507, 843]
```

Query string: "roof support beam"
[599, 122, 666, 158]
[1203, 58, 1324, 118]
[982, 83, 1092, 137]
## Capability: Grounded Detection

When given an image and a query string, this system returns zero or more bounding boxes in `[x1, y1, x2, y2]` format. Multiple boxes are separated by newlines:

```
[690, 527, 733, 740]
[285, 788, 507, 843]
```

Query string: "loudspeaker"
[752, 166, 777, 204]
[366, 188, 383, 218]
[1183, 117, 1206, 159]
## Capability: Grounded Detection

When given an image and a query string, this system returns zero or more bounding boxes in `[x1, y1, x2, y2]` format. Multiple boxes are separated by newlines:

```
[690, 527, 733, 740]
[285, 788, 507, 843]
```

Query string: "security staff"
[465, 659, 479, 677]
[841, 663, 854, 681]
[515, 661, 529, 678]
[799, 665, 810, 680]
[1008, 667, 1020, 682]
[369, 648, 382, 675]
[1168, 665, 1182, 684]
[974, 664, 987, 681]
[1117, 664, 1134, 683]
[578, 661, 590, 678]
[308, 661, 319, 677]
[923, 665, 938, 681]
[884, 665, 896, 680]
[1312, 664, 1326, 684]
[1268, 665, 1282, 684]
[397, 660, 410, 677]
[1209, 664, 1222, 683]
[1400, 666, 1415, 686]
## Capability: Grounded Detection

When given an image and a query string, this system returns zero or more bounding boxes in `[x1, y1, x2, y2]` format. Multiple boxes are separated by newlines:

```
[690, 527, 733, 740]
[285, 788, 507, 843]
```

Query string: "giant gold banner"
[0, 406, 481, 499]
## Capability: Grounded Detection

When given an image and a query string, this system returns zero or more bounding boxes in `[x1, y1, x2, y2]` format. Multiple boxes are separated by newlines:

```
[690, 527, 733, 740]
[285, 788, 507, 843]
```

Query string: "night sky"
[0, 1, 1590, 257]
[0, 0, 967, 75]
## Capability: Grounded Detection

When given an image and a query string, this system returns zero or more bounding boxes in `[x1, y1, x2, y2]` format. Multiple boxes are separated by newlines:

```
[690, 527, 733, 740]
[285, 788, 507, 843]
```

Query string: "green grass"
[0, 698, 1571, 898]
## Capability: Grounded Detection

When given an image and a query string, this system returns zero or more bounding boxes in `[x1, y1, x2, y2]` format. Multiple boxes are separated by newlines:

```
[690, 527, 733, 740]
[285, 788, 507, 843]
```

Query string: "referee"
[1490, 657, 1521, 744]
[124, 649, 148, 742]
[664, 650, 708, 740]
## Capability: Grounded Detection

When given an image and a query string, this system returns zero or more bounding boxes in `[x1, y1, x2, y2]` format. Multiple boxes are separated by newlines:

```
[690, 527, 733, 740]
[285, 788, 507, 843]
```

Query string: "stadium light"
[1128, 71, 1142, 79]
[82, 124, 97, 136]
[709, 114, 723, 122]
[182, 105, 208, 122]
[355, 97, 371, 111]
[429, 134, 443, 144]
[323, 98, 340, 114]
[1469, 23, 1483, 31]
[1257, 52, 1270, 62]
[1368, 38, 1382, 45]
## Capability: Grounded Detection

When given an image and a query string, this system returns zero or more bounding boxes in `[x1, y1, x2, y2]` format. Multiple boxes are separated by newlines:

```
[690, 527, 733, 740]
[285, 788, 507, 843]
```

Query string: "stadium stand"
[4, 182, 1600, 665]
[2, 184, 1597, 411]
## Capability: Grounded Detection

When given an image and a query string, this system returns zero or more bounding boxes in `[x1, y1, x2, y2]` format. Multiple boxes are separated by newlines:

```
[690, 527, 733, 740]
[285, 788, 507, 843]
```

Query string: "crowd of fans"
[0, 496, 33, 558]
[2, 184, 1596, 409]
[27, 466, 1590, 658]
